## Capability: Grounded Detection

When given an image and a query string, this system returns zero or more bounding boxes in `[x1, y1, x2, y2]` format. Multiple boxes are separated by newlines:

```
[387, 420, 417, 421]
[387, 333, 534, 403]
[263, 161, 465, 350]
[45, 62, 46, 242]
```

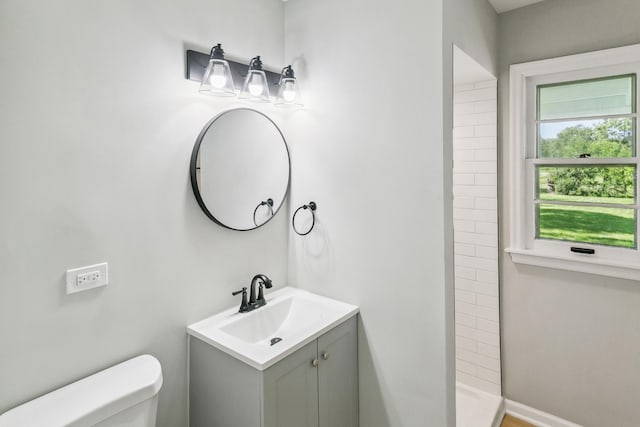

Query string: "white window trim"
[507, 43, 640, 281]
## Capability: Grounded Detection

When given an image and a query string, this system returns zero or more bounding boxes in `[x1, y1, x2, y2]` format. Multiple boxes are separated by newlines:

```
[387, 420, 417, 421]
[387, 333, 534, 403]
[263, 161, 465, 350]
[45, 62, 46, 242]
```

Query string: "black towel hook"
[292, 201, 317, 236]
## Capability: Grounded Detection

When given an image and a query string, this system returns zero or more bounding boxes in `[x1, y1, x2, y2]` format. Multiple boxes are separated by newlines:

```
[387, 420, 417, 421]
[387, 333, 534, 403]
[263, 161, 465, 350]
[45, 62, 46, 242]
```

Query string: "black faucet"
[249, 274, 273, 308]
[232, 274, 273, 313]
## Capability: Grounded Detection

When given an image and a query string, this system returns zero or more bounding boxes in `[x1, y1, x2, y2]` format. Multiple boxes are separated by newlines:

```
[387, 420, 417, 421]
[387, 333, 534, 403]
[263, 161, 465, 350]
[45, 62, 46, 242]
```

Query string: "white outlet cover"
[66, 262, 108, 295]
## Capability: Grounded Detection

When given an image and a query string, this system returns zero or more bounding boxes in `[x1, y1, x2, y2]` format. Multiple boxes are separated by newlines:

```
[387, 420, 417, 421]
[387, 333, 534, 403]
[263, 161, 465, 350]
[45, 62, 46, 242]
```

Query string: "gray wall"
[282, 0, 454, 425]
[445, 0, 499, 78]
[499, 1, 640, 426]
[0, 1, 288, 426]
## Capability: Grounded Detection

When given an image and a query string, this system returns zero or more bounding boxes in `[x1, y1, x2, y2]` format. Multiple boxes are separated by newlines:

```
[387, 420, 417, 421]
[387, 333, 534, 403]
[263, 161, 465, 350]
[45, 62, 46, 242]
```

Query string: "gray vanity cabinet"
[189, 316, 358, 427]
[317, 318, 359, 427]
[263, 317, 358, 427]
[262, 340, 319, 427]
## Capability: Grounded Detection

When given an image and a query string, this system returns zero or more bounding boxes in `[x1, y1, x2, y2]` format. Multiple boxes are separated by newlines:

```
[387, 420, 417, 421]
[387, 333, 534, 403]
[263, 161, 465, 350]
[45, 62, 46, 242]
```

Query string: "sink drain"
[270, 337, 283, 346]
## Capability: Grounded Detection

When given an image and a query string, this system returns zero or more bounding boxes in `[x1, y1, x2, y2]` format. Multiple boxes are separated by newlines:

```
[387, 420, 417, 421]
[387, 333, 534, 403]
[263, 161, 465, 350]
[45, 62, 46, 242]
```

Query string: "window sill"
[505, 247, 640, 281]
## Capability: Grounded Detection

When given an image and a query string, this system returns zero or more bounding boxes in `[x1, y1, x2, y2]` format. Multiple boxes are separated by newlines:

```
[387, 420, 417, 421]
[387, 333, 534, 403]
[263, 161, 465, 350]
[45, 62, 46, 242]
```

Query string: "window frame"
[507, 44, 640, 281]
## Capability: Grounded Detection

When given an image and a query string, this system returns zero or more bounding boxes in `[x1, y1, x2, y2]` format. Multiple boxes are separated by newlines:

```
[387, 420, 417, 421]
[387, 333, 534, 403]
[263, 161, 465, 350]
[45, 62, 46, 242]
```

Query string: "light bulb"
[210, 64, 227, 89]
[282, 81, 296, 102]
[248, 74, 263, 96]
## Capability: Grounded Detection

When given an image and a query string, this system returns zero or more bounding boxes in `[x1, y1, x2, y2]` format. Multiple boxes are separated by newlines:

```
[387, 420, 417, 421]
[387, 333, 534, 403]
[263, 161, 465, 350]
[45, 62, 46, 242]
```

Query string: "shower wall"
[453, 77, 500, 396]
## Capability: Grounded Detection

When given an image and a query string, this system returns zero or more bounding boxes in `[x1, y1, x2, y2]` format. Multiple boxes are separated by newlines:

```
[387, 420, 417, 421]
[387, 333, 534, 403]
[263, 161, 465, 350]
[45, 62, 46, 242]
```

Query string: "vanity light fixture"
[186, 47, 298, 106]
[238, 56, 271, 103]
[274, 65, 304, 107]
[199, 44, 236, 96]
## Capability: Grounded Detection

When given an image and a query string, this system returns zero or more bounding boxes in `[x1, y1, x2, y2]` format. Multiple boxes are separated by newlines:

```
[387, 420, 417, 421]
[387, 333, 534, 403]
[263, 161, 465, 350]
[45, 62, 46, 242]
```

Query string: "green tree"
[542, 118, 634, 199]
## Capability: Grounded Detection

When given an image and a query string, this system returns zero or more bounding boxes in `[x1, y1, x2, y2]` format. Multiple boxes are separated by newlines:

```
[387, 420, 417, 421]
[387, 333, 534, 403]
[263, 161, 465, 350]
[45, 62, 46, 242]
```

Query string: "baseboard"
[504, 399, 583, 427]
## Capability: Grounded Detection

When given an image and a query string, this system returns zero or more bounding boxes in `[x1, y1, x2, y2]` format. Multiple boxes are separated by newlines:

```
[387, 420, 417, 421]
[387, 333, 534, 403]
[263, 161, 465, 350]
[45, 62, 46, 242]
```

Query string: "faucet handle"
[232, 287, 247, 296]
[232, 287, 251, 313]
[256, 282, 266, 305]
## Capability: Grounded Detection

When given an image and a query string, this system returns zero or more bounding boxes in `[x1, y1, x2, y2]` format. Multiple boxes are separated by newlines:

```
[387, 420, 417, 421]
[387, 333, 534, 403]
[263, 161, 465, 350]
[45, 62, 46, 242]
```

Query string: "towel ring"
[253, 198, 274, 226]
[292, 201, 317, 236]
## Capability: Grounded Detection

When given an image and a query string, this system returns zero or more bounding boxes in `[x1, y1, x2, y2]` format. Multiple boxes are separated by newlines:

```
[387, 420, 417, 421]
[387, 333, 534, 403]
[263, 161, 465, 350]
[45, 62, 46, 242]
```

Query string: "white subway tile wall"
[453, 79, 500, 396]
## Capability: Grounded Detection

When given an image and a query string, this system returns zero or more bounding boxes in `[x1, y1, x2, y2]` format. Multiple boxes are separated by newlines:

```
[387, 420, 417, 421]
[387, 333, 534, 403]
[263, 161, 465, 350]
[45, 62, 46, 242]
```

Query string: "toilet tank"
[0, 354, 163, 427]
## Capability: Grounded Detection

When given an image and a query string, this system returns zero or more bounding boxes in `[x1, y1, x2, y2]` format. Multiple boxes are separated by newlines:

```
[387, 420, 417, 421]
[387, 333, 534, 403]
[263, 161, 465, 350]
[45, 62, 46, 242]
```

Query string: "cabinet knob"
[312, 359, 319, 367]
[322, 352, 329, 360]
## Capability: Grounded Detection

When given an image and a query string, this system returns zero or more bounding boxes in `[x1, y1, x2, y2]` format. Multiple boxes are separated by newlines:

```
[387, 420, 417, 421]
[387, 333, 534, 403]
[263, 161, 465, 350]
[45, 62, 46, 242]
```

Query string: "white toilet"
[0, 354, 163, 427]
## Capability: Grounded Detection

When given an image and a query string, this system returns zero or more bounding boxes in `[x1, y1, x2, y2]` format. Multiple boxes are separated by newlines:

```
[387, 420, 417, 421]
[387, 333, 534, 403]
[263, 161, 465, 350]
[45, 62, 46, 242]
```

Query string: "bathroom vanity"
[187, 287, 359, 427]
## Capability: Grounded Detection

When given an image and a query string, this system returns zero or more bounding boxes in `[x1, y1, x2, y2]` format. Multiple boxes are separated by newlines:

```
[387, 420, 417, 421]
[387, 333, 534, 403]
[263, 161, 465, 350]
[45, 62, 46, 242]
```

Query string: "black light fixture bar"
[185, 50, 281, 93]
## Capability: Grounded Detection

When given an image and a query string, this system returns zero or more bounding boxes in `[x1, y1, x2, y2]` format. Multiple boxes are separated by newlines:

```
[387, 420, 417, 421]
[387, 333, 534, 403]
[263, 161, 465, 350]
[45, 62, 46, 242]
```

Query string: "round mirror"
[190, 109, 290, 230]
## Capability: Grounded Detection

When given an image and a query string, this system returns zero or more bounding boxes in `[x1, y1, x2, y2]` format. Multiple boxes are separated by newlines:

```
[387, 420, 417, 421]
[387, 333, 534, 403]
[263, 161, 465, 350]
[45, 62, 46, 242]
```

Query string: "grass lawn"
[537, 177, 636, 247]
[539, 204, 636, 248]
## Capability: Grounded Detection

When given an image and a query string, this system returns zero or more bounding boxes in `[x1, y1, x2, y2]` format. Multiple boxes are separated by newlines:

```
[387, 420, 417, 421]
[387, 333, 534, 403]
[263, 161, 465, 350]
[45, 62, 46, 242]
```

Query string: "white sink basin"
[187, 287, 359, 370]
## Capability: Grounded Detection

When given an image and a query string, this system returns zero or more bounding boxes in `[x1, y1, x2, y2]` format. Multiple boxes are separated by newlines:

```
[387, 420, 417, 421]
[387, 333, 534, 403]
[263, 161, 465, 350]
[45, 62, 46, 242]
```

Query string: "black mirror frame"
[189, 108, 291, 231]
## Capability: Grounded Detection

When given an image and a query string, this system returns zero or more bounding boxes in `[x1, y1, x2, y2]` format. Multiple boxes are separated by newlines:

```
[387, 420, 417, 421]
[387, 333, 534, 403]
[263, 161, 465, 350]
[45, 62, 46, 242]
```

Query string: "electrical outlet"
[66, 263, 108, 295]
[77, 270, 101, 287]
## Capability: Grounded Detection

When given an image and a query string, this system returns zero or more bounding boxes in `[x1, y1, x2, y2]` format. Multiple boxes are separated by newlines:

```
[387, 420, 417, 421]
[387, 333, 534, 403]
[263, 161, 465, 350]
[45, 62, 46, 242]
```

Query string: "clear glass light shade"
[238, 70, 271, 102]
[199, 59, 235, 96]
[275, 77, 303, 107]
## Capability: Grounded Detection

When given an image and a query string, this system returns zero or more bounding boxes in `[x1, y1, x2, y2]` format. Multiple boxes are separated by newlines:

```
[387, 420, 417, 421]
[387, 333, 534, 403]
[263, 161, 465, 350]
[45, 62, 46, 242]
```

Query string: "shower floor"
[456, 382, 503, 427]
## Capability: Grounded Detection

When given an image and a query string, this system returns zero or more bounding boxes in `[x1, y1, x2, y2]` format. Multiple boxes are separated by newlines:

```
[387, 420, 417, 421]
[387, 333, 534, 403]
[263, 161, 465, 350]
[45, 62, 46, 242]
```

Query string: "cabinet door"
[318, 317, 359, 427]
[263, 340, 319, 427]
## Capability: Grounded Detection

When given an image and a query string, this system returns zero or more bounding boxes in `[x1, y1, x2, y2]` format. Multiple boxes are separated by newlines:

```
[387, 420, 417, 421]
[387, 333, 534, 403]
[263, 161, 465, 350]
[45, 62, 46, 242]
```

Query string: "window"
[534, 75, 636, 249]
[508, 44, 640, 280]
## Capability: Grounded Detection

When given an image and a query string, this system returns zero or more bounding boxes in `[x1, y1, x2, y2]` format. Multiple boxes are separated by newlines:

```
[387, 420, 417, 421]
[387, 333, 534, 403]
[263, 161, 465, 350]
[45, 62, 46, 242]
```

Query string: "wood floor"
[500, 414, 536, 427]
